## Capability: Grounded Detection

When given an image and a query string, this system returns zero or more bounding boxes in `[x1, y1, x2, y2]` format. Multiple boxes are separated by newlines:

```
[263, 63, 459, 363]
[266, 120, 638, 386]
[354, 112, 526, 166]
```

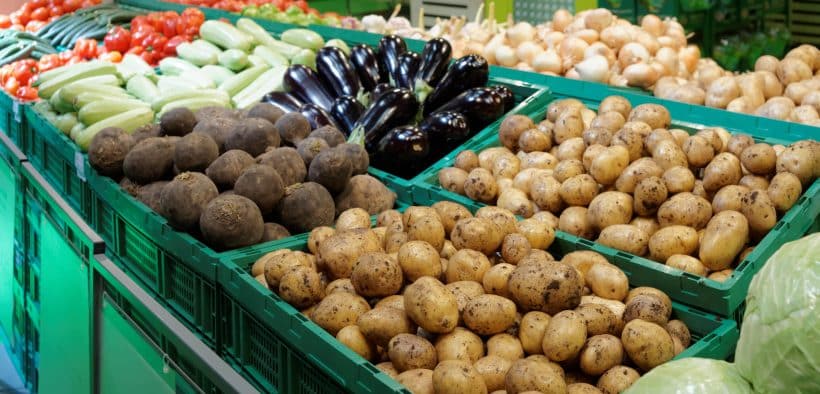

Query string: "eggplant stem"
[347, 126, 366, 146]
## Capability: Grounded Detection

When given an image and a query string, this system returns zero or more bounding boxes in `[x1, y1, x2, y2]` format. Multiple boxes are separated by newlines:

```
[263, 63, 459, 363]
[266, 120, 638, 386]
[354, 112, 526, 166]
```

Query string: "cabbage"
[735, 233, 820, 393]
[625, 358, 753, 394]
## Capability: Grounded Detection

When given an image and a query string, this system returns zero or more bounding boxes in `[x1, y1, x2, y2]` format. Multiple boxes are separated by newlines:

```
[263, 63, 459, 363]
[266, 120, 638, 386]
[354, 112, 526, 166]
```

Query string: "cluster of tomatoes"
[103, 8, 205, 65]
[167, 0, 311, 13]
[0, 39, 100, 101]
[0, 0, 101, 32]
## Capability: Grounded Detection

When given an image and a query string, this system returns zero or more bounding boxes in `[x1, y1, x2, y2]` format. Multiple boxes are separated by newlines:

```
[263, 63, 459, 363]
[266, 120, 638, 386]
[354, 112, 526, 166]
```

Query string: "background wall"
[1, 0, 27, 14]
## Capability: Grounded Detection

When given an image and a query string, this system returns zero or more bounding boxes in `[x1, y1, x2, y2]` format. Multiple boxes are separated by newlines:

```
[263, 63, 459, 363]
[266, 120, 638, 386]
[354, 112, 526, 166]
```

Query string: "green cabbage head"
[625, 358, 752, 394]
[735, 232, 820, 393]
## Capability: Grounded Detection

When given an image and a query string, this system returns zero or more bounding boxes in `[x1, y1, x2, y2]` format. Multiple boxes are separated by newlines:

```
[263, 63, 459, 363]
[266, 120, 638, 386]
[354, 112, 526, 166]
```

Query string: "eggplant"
[419, 111, 469, 155]
[330, 96, 365, 136]
[348, 88, 418, 151]
[370, 83, 392, 102]
[422, 54, 489, 116]
[492, 85, 516, 112]
[350, 44, 382, 92]
[377, 35, 407, 86]
[415, 38, 452, 89]
[299, 103, 341, 130]
[315, 46, 360, 99]
[261, 91, 303, 113]
[373, 125, 430, 176]
[283, 64, 335, 111]
[395, 52, 421, 90]
[432, 87, 505, 132]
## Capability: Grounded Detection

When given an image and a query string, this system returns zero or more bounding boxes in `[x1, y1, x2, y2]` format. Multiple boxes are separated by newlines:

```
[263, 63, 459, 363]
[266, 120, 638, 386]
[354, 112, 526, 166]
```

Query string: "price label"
[12, 101, 20, 123]
[75, 151, 86, 182]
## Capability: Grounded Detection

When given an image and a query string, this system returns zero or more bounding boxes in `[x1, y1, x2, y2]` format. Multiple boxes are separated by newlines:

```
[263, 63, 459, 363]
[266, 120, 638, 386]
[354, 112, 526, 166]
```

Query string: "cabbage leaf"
[625, 358, 752, 394]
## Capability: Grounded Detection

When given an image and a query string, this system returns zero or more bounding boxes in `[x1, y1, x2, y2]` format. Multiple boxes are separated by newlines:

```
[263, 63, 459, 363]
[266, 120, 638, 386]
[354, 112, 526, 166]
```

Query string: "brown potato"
[519, 128, 552, 153]
[712, 185, 751, 214]
[388, 333, 437, 372]
[556, 137, 587, 162]
[591, 145, 631, 185]
[703, 152, 743, 192]
[530, 173, 563, 213]
[623, 294, 671, 326]
[447, 249, 492, 283]
[464, 168, 500, 203]
[435, 327, 485, 363]
[336, 325, 376, 361]
[554, 108, 585, 144]
[576, 303, 619, 336]
[597, 225, 649, 256]
[397, 369, 434, 394]
[657, 192, 713, 229]
[665, 319, 692, 348]
[621, 319, 675, 371]
[319, 229, 382, 279]
[628, 104, 671, 129]
[278, 266, 323, 308]
[517, 218, 556, 250]
[432, 360, 487, 394]
[741, 189, 777, 238]
[579, 334, 624, 376]
[398, 241, 442, 282]
[559, 207, 596, 239]
[264, 250, 316, 288]
[505, 359, 567, 394]
[404, 277, 459, 334]
[652, 139, 688, 171]
[509, 261, 584, 314]
[519, 311, 551, 355]
[625, 288, 672, 311]
[451, 217, 504, 255]
[311, 292, 370, 335]
[776, 142, 817, 185]
[768, 172, 802, 212]
[542, 310, 587, 362]
[596, 366, 639, 394]
[357, 306, 416, 347]
[487, 333, 525, 361]
[738, 175, 769, 191]
[439, 167, 469, 195]
[463, 294, 518, 335]
[501, 234, 532, 265]
[446, 281, 485, 315]
[474, 356, 513, 392]
[583, 127, 614, 147]
[455, 150, 480, 172]
[741, 143, 777, 175]
[500, 115, 536, 151]
[483, 263, 516, 298]
[633, 176, 668, 216]
[615, 158, 664, 194]
[683, 135, 715, 168]
[560, 174, 600, 206]
[699, 210, 749, 271]
[662, 166, 695, 193]
[648, 225, 699, 262]
[349, 252, 403, 299]
[599, 96, 632, 118]
[585, 263, 629, 301]
[611, 128, 644, 162]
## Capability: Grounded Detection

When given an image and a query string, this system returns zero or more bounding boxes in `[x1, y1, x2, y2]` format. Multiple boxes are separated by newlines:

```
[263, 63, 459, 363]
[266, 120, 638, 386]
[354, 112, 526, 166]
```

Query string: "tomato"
[98, 51, 122, 63]
[104, 26, 131, 53]
[13, 61, 37, 86]
[131, 28, 154, 47]
[63, 0, 81, 12]
[38, 54, 61, 71]
[81, 0, 96, 7]
[16, 86, 38, 101]
[25, 20, 46, 31]
[150, 35, 168, 54]
[0, 15, 10, 29]
[49, 6, 63, 17]
[66, 55, 83, 65]
[163, 35, 188, 57]
[162, 16, 178, 37]
[4, 78, 19, 95]
[15, 11, 30, 26]
[31, 0, 49, 8]
[74, 38, 98, 58]
[30, 7, 48, 20]
[126, 45, 144, 55]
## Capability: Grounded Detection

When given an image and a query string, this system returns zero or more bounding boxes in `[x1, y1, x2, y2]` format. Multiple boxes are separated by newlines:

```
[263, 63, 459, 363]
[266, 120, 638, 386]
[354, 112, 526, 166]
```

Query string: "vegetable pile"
[168, 0, 314, 14]
[86, 103, 396, 250]
[437, 96, 819, 279]
[268, 34, 512, 178]
[240, 2, 339, 26]
[100, 8, 206, 65]
[33, 4, 141, 51]
[0, 0, 102, 32]
[250, 202, 696, 393]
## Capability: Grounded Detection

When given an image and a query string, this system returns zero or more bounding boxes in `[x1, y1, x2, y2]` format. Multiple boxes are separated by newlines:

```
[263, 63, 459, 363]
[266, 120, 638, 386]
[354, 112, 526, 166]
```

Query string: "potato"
[263, 251, 316, 288]
[397, 241, 443, 282]
[647, 225, 699, 262]
[446, 249, 492, 283]
[311, 292, 370, 335]
[628, 104, 671, 129]
[463, 294, 517, 335]
[587, 191, 634, 231]
[559, 207, 596, 239]
[483, 263, 516, 298]
[375, 295, 405, 310]
[576, 303, 619, 336]
[579, 334, 624, 376]
[644, 129, 674, 154]
[739, 175, 770, 191]
[519, 128, 552, 153]
[404, 277, 459, 333]
[406, 213, 446, 252]
[475, 356, 513, 392]
[740, 143, 777, 175]
[708, 269, 733, 282]
[451, 217, 504, 255]
[388, 333, 437, 372]
[599, 96, 632, 118]
[621, 319, 675, 371]
[583, 127, 614, 147]
[561, 250, 609, 278]
[505, 359, 567, 394]
[278, 266, 323, 308]
[568, 383, 603, 394]
[454, 150, 480, 172]
[652, 139, 688, 171]
[357, 306, 416, 347]
[596, 365, 640, 394]
[376, 362, 400, 379]
[592, 111, 627, 134]
[446, 281, 485, 316]
[741, 189, 777, 238]
[681, 135, 714, 168]
[530, 173, 563, 213]
[666, 255, 708, 276]
[615, 158, 664, 193]
[518, 311, 551, 355]
[625, 287, 671, 309]
[350, 252, 403, 297]
[560, 174, 600, 206]
[509, 261, 584, 314]
[541, 310, 587, 362]
[499, 115, 535, 151]
[666, 319, 692, 348]
[590, 145, 630, 185]
[318, 229, 383, 279]
[623, 294, 671, 326]
[662, 166, 695, 193]
[501, 234, 532, 265]
[611, 128, 644, 162]
[464, 168, 499, 203]
[439, 167, 469, 195]
[629, 217, 659, 238]
[556, 137, 587, 162]
[633, 176, 668, 216]
[432, 360, 487, 394]
[597, 225, 648, 256]
[776, 142, 816, 185]
[435, 326, 485, 363]
[657, 192, 713, 229]
[702, 152, 743, 192]
[516, 218, 555, 250]
[497, 188, 535, 218]
[711, 185, 750, 214]
[554, 108, 585, 144]
[768, 172, 802, 213]
[336, 325, 376, 361]
[397, 369, 434, 394]
[699, 210, 749, 271]
[585, 263, 629, 301]
[487, 333, 525, 361]
[492, 153, 522, 179]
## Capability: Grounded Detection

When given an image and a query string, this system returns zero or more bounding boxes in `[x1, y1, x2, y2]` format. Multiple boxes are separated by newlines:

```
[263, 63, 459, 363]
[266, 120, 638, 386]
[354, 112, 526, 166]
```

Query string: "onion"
[635, 31, 660, 55]
[705, 76, 740, 108]
[507, 21, 535, 47]
[754, 55, 779, 73]
[641, 14, 663, 36]
[573, 29, 599, 44]
[515, 62, 534, 71]
[618, 42, 650, 68]
[655, 47, 679, 76]
[495, 44, 518, 67]
[584, 8, 613, 31]
[757, 71, 783, 99]
[623, 62, 660, 88]
[533, 49, 562, 74]
[664, 19, 685, 35]
[600, 25, 633, 51]
[585, 42, 616, 65]
[516, 41, 544, 64]
[575, 55, 610, 82]
[565, 67, 581, 79]
[463, 41, 484, 56]
[609, 73, 629, 87]
[679, 45, 700, 74]
[482, 33, 506, 64]
[654, 76, 683, 97]
[726, 97, 753, 113]
[666, 84, 706, 105]
[696, 65, 725, 90]
[543, 31, 565, 48]
[564, 17, 587, 33]
[560, 36, 589, 69]
[553, 9, 573, 32]
[791, 105, 819, 123]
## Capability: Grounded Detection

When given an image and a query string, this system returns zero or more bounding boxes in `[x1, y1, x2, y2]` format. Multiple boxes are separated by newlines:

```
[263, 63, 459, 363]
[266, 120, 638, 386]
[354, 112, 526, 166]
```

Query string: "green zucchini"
[217, 49, 249, 71]
[199, 20, 253, 52]
[281, 28, 324, 51]
[218, 65, 268, 97]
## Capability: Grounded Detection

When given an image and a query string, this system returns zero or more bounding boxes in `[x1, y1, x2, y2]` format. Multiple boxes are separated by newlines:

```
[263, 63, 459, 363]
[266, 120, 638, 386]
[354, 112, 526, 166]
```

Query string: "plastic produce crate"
[413, 92, 820, 320]
[0, 91, 26, 148]
[217, 233, 739, 393]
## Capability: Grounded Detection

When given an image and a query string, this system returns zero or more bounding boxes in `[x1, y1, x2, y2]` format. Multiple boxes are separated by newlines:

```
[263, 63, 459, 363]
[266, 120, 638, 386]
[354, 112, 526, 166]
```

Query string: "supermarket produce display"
[0, 0, 817, 393]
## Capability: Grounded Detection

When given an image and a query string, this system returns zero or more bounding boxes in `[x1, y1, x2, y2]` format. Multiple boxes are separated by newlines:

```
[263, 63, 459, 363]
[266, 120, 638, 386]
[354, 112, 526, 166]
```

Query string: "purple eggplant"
[261, 92, 303, 113]
[316, 46, 360, 99]
[395, 52, 421, 90]
[492, 85, 516, 112]
[422, 54, 489, 116]
[377, 35, 407, 86]
[373, 125, 430, 177]
[347, 88, 418, 151]
[330, 96, 365, 136]
[300, 103, 341, 130]
[283, 64, 335, 111]
[419, 111, 469, 155]
[350, 44, 382, 92]
[370, 83, 392, 102]
[432, 87, 505, 132]
[415, 38, 452, 90]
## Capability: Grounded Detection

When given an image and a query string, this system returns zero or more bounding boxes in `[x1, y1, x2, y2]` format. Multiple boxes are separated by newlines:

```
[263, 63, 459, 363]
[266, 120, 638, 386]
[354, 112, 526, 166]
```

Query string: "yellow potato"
[699, 210, 749, 271]
[404, 277, 459, 334]
[357, 306, 417, 347]
[451, 217, 504, 255]
[590, 145, 631, 185]
[623, 294, 672, 326]
[435, 327, 485, 363]
[483, 263, 516, 298]
[702, 152, 742, 192]
[447, 249, 492, 283]
[633, 176, 668, 216]
[628, 104, 671, 129]
[560, 174, 600, 206]
[597, 366, 640, 394]
[474, 356, 513, 392]
[587, 191, 634, 231]
[590, 110, 625, 133]
[597, 224, 649, 256]
[585, 263, 629, 301]
[611, 128, 644, 162]
[311, 292, 371, 335]
[398, 241, 442, 282]
[278, 266, 323, 308]
[630, 216, 660, 238]
[556, 137, 588, 162]
[738, 175, 769, 191]
[519, 311, 551, 355]
[318, 229, 382, 279]
[463, 294, 518, 335]
[599, 96, 632, 118]
[561, 250, 609, 278]
[652, 139, 688, 171]
[615, 158, 664, 194]
[487, 333, 525, 361]
[505, 359, 567, 394]
[768, 172, 802, 213]
[647, 225, 699, 262]
[509, 261, 584, 314]
[542, 310, 587, 362]
[682, 135, 715, 168]
[375, 294, 405, 310]
[666, 254, 708, 276]
[432, 360, 487, 394]
[657, 192, 713, 229]
[336, 325, 376, 361]
[621, 319, 675, 371]
[576, 303, 620, 336]
[530, 173, 564, 213]
[579, 334, 624, 376]
[741, 189, 777, 238]
[740, 143, 777, 175]
[396, 369, 435, 394]
[559, 207, 596, 239]
[446, 281, 485, 316]
[517, 218, 556, 249]
[388, 333, 437, 372]
[351, 252, 403, 297]
[476, 207, 519, 237]
[376, 362, 400, 379]
[501, 233, 532, 265]
[662, 166, 695, 194]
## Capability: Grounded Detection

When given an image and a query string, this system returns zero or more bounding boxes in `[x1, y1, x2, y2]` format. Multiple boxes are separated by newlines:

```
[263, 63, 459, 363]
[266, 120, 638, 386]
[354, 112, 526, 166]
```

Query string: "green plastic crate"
[217, 232, 739, 393]
[413, 93, 820, 320]
[0, 91, 26, 148]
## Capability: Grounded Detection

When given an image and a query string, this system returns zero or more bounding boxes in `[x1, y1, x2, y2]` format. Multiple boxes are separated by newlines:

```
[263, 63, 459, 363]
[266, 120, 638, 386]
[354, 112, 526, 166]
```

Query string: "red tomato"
[15, 11, 31, 26]
[81, 0, 96, 7]
[0, 15, 11, 29]
[162, 16, 178, 37]
[98, 51, 122, 63]
[131, 28, 154, 47]
[16, 86, 38, 101]
[150, 35, 168, 54]
[74, 38, 97, 58]
[63, 0, 81, 12]
[4, 78, 19, 95]
[31, 0, 49, 8]
[126, 45, 145, 55]
[66, 55, 83, 65]
[49, 6, 63, 17]
[25, 20, 46, 31]
[38, 54, 61, 71]
[13, 61, 37, 86]
[31, 7, 49, 21]
[104, 26, 131, 53]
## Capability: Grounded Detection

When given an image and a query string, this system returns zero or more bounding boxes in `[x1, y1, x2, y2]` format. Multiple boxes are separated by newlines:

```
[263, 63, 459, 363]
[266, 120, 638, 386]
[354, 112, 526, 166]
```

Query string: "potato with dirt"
[597, 225, 648, 256]
[432, 360, 487, 394]
[388, 334, 437, 372]
[462, 294, 517, 335]
[450, 217, 504, 256]
[404, 276, 459, 334]
[438, 168, 469, 195]
[310, 291, 370, 335]
[621, 319, 675, 371]
[768, 172, 802, 213]
[318, 228, 383, 279]
[474, 355, 512, 392]
[88, 127, 135, 178]
[702, 152, 743, 192]
[199, 194, 264, 249]
[350, 252, 403, 297]
[357, 307, 416, 347]
[657, 192, 713, 229]
[508, 261, 583, 314]
[579, 334, 624, 376]
[699, 210, 749, 271]
[159, 172, 218, 230]
[587, 192, 634, 231]
[336, 325, 376, 361]
[647, 225, 699, 262]
[499, 115, 535, 151]
[505, 358, 567, 394]
[597, 365, 640, 394]
[435, 327, 485, 363]
[278, 266, 323, 308]
[334, 175, 397, 216]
